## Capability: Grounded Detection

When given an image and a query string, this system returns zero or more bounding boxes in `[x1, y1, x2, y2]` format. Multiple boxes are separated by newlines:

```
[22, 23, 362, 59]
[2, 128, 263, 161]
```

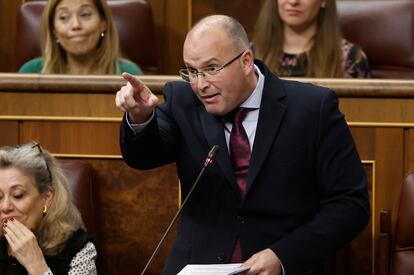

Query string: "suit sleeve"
[119, 82, 180, 170]
[270, 90, 370, 273]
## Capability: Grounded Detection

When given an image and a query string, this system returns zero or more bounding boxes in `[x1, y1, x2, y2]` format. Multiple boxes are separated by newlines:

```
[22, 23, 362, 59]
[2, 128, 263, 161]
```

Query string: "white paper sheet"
[177, 263, 249, 275]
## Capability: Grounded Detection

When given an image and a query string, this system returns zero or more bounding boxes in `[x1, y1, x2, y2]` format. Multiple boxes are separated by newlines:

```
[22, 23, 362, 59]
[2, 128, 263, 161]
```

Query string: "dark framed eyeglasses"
[179, 50, 246, 83]
[32, 142, 53, 183]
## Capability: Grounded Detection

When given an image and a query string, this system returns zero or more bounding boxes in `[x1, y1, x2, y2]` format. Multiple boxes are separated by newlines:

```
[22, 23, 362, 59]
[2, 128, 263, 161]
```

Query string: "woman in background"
[0, 143, 96, 274]
[253, 0, 370, 78]
[19, 0, 142, 75]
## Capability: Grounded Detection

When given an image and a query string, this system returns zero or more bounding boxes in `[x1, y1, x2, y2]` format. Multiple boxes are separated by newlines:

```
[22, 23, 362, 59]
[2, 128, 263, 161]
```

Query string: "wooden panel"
[406, 129, 414, 173]
[374, 128, 404, 224]
[147, 0, 190, 74]
[341, 98, 414, 123]
[347, 127, 405, 275]
[19, 121, 121, 155]
[147, 0, 166, 73]
[350, 127, 376, 160]
[163, 0, 189, 74]
[62, 158, 179, 275]
[0, 0, 20, 72]
[0, 92, 122, 117]
[0, 121, 18, 146]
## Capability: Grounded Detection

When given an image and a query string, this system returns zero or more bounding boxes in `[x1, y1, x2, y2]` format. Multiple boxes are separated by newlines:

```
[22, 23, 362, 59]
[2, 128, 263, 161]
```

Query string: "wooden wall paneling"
[19, 121, 121, 155]
[0, 0, 20, 72]
[0, 92, 122, 117]
[373, 128, 404, 274]
[151, 0, 189, 75]
[340, 98, 414, 123]
[348, 127, 404, 274]
[0, 121, 19, 146]
[405, 128, 414, 173]
[60, 158, 179, 275]
[147, 0, 166, 73]
[349, 127, 376, 160]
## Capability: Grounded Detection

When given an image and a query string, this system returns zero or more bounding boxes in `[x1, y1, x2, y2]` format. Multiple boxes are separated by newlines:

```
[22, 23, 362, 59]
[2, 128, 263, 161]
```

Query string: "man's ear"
[241, 50, 254, 74]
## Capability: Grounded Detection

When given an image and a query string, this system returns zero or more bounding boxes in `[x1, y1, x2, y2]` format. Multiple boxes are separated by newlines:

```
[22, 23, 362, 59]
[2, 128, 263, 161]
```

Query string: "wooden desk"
[2, 73, 414, 275]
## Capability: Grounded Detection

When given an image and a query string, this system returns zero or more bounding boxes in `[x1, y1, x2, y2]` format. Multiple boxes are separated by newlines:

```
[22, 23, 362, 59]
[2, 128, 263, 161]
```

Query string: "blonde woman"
[19, 0, 142, 75]
[254, 0, 370, 78]
[0, 143, 96, 274]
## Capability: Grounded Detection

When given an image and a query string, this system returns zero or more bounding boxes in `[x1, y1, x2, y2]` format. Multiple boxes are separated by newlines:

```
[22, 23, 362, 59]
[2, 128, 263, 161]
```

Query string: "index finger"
[4, 218, 26, 236]
[122, 72, 146, 91]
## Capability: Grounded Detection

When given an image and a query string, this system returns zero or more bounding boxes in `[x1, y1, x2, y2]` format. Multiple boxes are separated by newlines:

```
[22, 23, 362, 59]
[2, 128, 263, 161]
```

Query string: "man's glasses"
[179, 50, 246, 83]
[32, 143, 53, 183]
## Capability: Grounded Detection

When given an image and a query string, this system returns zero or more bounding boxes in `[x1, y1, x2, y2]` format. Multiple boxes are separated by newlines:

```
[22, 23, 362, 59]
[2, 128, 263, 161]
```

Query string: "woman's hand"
[3, 218, 49, 275]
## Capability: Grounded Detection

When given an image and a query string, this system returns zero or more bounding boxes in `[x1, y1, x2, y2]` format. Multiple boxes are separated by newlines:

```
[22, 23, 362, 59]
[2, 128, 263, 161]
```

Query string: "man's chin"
[204, 105, 227, 116]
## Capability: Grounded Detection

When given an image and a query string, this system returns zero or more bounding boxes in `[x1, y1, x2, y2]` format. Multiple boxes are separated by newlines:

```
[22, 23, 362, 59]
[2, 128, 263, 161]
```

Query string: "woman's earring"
[42, 205, 48, 216]
[321, 1, 326, 8]
[100, 32, 105, 38]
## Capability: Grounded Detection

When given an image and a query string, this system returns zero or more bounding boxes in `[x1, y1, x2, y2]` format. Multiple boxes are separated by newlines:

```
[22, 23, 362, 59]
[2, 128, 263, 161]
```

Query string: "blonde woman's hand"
[3, 218, 49, 275]
[115, 72, 159, 124]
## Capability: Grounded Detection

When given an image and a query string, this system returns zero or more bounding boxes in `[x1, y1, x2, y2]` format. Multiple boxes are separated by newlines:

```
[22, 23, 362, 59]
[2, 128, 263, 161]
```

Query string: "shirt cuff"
[280, 260, 286, 275]
[126, 111, 154, 134]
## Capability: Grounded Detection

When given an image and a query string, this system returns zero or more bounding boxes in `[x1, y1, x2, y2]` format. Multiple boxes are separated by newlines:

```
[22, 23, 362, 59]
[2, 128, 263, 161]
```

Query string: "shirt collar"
[239, 64, 265, 109]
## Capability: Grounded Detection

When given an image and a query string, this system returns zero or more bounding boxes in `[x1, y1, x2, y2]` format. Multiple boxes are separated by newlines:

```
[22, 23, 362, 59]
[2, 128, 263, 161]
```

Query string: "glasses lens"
[179, 69, 191, 82]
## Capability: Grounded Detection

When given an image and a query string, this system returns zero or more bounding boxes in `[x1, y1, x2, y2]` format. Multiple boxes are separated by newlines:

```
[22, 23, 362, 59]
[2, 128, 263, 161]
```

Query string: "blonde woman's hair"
[0, 143, 84, 256]
[253, 0, 343, 77]
[41, 0, 121, 74]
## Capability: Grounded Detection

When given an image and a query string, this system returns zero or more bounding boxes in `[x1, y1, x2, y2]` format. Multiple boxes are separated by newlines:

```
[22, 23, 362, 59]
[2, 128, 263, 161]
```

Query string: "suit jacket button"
[237, 215, 245, 224]
[217, 252, 225, 262]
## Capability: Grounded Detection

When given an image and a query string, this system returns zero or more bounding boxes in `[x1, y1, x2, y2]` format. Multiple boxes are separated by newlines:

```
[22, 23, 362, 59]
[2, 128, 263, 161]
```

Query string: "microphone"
[140, 145, 220, 275]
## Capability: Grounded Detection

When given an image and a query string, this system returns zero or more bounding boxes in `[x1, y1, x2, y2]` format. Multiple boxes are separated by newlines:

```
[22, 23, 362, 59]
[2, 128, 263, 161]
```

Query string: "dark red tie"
[230, 107, 251, 196]
[229, 107, 251, 263]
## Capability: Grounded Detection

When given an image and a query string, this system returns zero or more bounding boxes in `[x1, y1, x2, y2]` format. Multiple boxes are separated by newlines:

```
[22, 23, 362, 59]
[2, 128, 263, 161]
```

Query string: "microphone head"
[208, 145, 220, 159]
[204, 145, 220, 167]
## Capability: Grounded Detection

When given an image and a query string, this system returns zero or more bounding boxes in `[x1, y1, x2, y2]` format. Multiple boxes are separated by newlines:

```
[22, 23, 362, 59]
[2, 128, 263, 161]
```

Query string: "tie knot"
[233, 107, 250, 124]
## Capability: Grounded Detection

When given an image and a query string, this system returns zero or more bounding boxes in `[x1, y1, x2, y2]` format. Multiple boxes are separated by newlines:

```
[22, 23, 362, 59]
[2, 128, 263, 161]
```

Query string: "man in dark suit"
[115, 15, 370, 275]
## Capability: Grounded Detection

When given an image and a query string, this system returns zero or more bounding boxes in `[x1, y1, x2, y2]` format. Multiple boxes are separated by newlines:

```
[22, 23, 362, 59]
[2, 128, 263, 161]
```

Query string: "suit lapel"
[198, 105, 239, 197]
[246, 67, 287, 194]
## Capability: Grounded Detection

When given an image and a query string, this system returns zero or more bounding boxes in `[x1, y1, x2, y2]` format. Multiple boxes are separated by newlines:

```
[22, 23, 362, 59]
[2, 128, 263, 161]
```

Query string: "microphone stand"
[140, 145, 220, 275]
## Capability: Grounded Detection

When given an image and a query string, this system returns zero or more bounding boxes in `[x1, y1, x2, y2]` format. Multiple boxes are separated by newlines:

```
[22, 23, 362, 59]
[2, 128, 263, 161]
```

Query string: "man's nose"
[195, 73, 210, 91]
